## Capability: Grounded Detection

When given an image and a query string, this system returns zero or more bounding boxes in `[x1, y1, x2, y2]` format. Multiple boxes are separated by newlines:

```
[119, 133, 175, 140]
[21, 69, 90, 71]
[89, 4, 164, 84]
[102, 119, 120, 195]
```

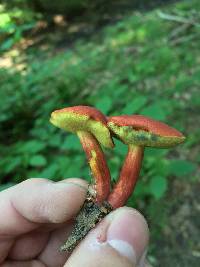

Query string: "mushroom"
[107, 114, 185, 208]
[50, 106, 114, 203]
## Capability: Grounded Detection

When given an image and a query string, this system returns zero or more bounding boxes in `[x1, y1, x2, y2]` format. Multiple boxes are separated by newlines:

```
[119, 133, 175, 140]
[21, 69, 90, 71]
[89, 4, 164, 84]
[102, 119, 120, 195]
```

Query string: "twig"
[157, 11, 200, 27]
[171, 33, 199, 46]
[169, 23, 191, 40]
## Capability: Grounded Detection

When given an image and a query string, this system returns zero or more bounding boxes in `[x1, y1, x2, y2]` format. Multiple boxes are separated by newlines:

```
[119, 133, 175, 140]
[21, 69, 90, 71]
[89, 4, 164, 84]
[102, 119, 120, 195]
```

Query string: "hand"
[0, 178, 150, 267]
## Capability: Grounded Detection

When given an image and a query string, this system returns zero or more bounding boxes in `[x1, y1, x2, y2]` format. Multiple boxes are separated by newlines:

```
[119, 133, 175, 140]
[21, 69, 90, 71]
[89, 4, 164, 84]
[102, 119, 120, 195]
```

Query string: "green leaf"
[141, 103, 168, 120]
[114, 139, 127, 156]
[81, 167, 91, 182]
[95, 96, 112, 114]
[0, 37, 14, 51]
[168, 160, 197, 177]
[48, 135, 62, 147]
[62, 135, 81, 151]
[112, 85, 128, 100]
[29, 155, 47, 167]
[61, 156, 83, 177]
[40, 164, 59, 179]
[108, 156, 121, 179]
[122, 96, 147, 114]
[133, 181, 149, 197]
[145, 148, 168, 157]
[144, 156, 169, 177]
[57, 156, 71, 176]
[4, 157, 21, 173]
[20, 140, 46, 154]
[149, 176, 168, 199]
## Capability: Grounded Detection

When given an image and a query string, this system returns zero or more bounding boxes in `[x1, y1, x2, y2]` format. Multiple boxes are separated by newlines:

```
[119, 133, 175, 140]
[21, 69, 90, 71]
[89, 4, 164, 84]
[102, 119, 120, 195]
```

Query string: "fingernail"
[106, 208, 149, 265]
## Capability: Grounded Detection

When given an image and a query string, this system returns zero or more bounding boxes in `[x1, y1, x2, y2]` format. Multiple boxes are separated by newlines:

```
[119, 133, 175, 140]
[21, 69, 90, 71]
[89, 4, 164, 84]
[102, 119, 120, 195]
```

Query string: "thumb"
[64, 207, 149, 267]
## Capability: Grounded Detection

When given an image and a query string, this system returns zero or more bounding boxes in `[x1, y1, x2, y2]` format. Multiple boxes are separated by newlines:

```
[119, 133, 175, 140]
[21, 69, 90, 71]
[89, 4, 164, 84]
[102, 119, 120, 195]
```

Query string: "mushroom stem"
[77, 130, 111, 204]
[108, 145, 144, 209]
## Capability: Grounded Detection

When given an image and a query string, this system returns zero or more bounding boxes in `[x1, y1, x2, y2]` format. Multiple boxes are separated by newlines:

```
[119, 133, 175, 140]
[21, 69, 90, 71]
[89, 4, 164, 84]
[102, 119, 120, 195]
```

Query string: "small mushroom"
[50, 106, 114, 203]
[107, 114, 185, 208]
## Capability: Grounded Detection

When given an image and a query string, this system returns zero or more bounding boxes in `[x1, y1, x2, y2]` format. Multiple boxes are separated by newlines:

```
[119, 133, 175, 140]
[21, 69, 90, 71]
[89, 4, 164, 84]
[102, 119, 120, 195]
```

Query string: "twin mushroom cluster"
[50, 105, 185, 210]
[50, 105, 185, 251]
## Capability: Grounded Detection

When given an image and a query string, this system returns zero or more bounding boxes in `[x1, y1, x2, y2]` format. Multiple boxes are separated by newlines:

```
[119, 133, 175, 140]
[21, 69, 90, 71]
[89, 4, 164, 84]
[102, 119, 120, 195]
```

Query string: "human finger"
[64, 207, 149, 267]
[0, 178, 87, 263]
[0, 178, 87, 237]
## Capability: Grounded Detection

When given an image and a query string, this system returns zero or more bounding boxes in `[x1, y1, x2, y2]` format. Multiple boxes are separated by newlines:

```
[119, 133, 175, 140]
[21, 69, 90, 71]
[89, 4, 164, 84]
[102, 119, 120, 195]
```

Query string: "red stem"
[77, 131, 111, 204]
[108, 145, 144, 209]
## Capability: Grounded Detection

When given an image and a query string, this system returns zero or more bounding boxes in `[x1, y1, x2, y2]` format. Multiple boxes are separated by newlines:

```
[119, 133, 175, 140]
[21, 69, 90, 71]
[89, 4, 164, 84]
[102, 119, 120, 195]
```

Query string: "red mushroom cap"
[50, 105, 114, 148]
[108, 115, 185, 148]
[54, 106, 108, 125]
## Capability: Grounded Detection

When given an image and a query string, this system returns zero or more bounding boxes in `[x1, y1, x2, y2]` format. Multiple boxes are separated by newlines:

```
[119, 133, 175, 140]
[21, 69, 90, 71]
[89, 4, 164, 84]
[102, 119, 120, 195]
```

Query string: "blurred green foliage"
[0, 0, 199, 210]
[0, 1, 40, 52]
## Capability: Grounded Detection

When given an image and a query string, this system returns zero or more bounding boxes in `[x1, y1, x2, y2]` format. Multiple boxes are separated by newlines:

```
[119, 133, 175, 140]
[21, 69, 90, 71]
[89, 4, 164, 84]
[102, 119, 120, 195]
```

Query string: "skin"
[0, 178, 150, 267]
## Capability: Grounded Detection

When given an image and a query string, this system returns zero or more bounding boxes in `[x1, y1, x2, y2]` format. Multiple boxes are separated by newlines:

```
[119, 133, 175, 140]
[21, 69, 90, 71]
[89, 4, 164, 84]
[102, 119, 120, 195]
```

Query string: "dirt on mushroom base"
[60, 192, 113, 252]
